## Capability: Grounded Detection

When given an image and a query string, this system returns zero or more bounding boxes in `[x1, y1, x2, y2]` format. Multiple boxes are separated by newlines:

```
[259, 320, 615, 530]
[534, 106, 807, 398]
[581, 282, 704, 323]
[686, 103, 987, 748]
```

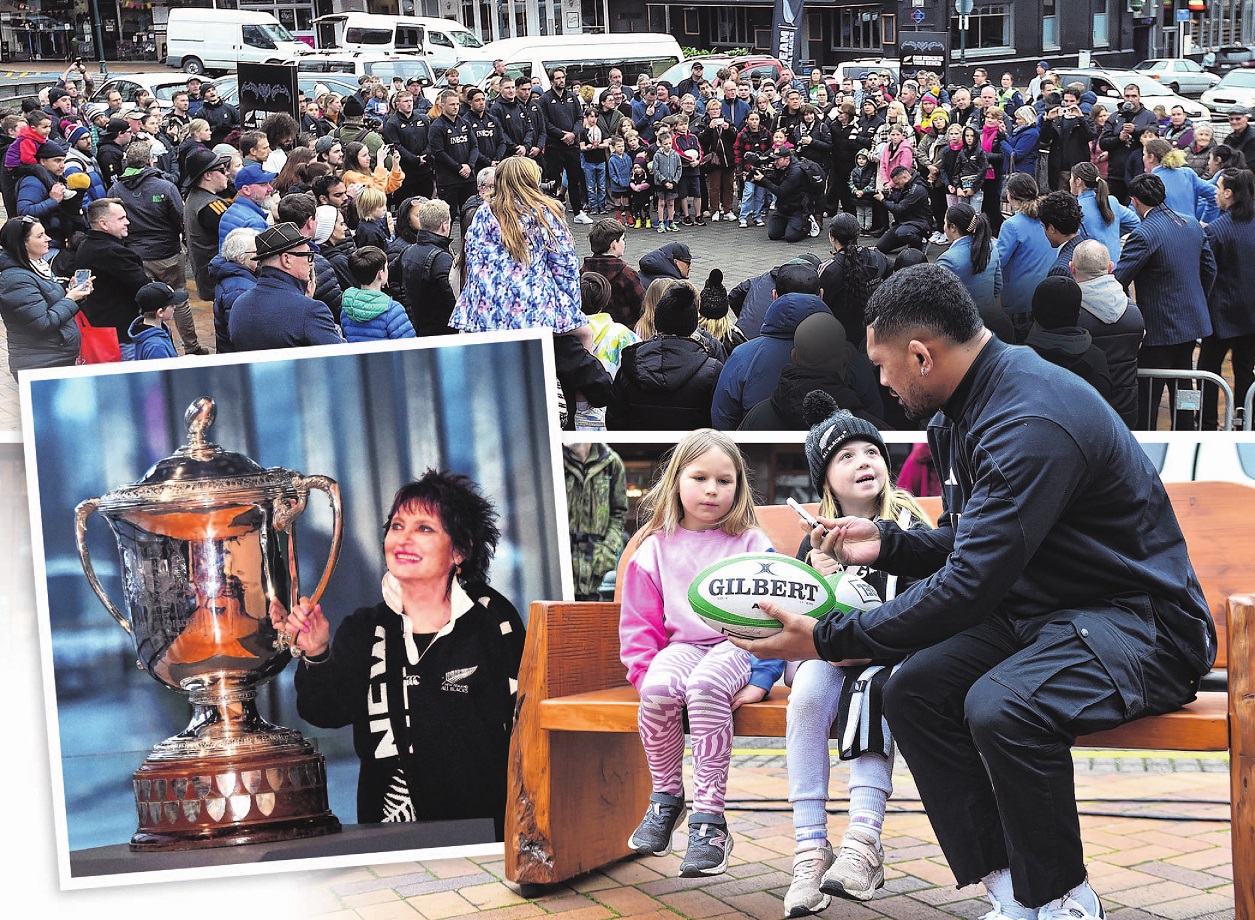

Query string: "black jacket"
[97, 140, 126, 189]
[1098, 104, 1159, 180]
[489, 97, 535, 152]
[739, 362, 886, 430]
[74, 229, 151, 342]
[382, 109, 432, 177]
[756, 159, 810, 216]
[1025, 325, 1115, 403]
[428, 113, 479, 185]
[465, 109, 505, 167]
[882, 173, 933, 233]
[813, 337, 1216, 691]
[540, 87, 582, 144]
[294, 583, 525, 829]
[200, 99, 241, 146]
[607, 335, 723, 430]
[322, 239, 357, 292]
[400, 229, 456, 335]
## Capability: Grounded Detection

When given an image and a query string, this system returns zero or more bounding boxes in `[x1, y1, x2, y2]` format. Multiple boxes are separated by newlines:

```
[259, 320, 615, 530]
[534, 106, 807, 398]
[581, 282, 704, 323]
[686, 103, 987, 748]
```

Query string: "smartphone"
[72, 269, 91, 289]
[786, 497, 823, 531]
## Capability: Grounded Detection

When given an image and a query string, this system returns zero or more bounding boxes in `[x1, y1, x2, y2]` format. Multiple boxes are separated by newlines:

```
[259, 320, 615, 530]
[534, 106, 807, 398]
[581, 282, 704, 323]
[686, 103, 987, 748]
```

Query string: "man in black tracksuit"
[383, 90, 434, 201]
[464, 87, 504, 171]
[736, 264, 1215, 920]
[490, 79, 535, 159]
[875, 166, 933, 253]
[540, 67, 588, 219]
[428, 90, 480, 228]
[1097, 83, 1158, 204]
[750, 146, 810, 243]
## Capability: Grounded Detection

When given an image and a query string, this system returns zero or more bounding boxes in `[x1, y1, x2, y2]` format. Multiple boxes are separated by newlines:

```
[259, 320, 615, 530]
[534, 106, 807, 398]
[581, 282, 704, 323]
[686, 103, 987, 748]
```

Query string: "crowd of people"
[0, 58, 1251, 429]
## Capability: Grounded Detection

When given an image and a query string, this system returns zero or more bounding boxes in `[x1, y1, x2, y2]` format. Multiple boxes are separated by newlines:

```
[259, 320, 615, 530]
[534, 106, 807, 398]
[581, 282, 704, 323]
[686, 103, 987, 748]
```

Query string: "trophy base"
[130, 748, 341, 851]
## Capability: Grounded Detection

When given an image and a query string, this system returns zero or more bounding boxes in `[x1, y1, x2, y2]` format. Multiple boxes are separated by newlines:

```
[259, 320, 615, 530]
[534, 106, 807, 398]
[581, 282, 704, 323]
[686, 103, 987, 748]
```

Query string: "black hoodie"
[607, 335, 723, 430]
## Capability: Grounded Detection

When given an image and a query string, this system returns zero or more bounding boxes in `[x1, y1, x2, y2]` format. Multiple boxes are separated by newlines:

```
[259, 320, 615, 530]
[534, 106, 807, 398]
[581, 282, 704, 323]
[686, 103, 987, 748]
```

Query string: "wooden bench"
[506, 481, 1254, 919]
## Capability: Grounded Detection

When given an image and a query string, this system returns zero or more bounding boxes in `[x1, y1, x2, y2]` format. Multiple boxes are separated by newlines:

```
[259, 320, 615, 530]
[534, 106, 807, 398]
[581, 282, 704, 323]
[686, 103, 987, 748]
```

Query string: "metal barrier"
[1244, 381, 1254, 432]
[1136, 368, 1235, 432]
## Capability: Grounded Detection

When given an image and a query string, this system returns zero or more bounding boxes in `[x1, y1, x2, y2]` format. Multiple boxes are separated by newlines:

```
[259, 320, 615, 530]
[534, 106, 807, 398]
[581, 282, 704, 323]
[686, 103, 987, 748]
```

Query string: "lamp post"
[86, 0, 107, 75]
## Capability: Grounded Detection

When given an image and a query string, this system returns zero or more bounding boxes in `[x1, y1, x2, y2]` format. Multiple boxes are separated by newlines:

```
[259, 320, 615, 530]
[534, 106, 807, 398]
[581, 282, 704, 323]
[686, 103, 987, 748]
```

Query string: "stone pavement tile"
[702, 870, 793, 900]
[1100, 844, 1188, 867]
[879, 874, 935, 896]
[527, 893, 599, 913]
[328, 867, 382, 888]
[1084, 862, 1167, 892]
[1103, 878, 1209, 908]
[639, 874, 715, 896]
[451, 906, 545, 920]
[310, 911, 361, 920]
[721, 890, 786, 920]
[567, 871, 624, 894]
[728, 839, 782, 863]
[374, 862, 436, 878]
[429, 858, 490, 878]
[404, 890, 478, 920]
[885, 858, 955, 888]
[458, 882, 529, 909]
[357, 900, 423, 920]
[1130, 829, 1219, 853]
[532, 906, 615, 920]
[725, 861, 777, 879]
[347, 889, 409, 909]
[656, 887, 734, 918]
[861, 893, 967, 919]
[884, 842, 945, 862]
[907, 882, 982, 905]
[750, 833, 796, 857]
[1136, 858, 1233, 890]
[588, 885, 669, 915]
[1148, 893, 1238, 920]
[616, 912, 682, 920]
[394, 875, 496, 899]
[1168, 847, 1234, 872]
[604, 858, 670, 885]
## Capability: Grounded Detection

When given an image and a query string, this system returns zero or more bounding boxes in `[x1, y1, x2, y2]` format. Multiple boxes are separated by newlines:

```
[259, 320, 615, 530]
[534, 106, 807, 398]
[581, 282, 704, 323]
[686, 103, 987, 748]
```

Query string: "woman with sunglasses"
[0, 216, 93, 376]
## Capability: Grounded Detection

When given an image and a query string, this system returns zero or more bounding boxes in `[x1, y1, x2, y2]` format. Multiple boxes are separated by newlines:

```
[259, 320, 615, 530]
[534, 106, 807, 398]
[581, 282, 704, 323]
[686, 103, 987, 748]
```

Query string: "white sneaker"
[808, 215, 821, 237]
[1038, 893, 1106, 920]
[711, 211, 721, 222]
[739, 219, 748, 228]
[573, 211, 594, 224]
[980, 894, 1023, 920]
[819, 828, 884, 901]
[783, 844, 834, 917]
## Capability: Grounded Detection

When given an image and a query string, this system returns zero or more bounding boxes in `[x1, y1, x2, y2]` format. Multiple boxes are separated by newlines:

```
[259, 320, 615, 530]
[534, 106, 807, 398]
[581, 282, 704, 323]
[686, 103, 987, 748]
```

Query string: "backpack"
[797, 157, 827, 193]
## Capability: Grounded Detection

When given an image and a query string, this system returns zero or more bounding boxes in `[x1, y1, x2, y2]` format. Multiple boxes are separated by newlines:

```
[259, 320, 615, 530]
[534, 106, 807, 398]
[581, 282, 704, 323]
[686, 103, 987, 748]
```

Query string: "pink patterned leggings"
[636, 641, 751, 815]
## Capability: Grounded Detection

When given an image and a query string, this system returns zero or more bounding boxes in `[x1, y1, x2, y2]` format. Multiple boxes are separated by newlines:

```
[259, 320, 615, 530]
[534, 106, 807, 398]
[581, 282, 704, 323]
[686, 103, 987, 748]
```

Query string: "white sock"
[847, 786, 887, 843]
[982, 868, 1035, 920]
[1060, 880, 1101, 913]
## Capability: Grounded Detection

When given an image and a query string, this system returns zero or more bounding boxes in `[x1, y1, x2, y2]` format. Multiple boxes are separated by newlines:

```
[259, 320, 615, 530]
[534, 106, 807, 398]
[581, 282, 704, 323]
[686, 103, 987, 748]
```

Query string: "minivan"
[288, 50, 436, 88]
[312, 14, 483, 72]
[165, 10, 310, 75]
[428, 33, 683, 102]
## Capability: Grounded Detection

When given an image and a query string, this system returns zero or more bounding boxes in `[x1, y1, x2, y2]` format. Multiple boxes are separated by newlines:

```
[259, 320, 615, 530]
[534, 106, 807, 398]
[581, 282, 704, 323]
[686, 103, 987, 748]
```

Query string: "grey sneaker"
[627, 792, 686, 856]
[783, 843, 834, 917]
[678, 813, 732, 877]
[820, 828, 884, 901]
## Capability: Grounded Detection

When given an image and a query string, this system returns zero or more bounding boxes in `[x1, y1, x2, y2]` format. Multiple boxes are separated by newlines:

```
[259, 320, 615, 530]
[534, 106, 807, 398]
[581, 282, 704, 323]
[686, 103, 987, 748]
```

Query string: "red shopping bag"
[74, 311, 122, 364]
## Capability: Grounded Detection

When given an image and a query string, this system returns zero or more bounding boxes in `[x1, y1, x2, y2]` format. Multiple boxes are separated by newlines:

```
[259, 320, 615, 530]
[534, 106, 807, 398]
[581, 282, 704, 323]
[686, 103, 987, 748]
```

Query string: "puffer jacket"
[637, 243, 689, 293]
[322, 238, 357, 292]
[107, 166, 184, 260]
[339, 287, 416, 342]
[0, 251, 80, 375]
[607, 335, 723, 430]
[311, 249, 344, 323]
[208, 255, 257, 354]
[126, 316, 178, 361]
[15, 167, 84, 245]
[217, 195, 270, 249]
[400, 229, 455, 336]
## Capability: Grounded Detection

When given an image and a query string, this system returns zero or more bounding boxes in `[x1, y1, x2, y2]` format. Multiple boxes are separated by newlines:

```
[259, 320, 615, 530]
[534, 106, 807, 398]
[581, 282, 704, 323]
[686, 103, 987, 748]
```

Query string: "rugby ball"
[683, 148, 700, 164]
[826, 570, 883, 617]
[688, 553, 836, 639]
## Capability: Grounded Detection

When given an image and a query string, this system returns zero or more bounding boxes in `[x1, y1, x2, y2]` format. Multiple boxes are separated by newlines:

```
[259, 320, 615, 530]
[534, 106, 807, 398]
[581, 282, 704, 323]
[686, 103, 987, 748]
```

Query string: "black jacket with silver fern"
[293, 579, 525, 832]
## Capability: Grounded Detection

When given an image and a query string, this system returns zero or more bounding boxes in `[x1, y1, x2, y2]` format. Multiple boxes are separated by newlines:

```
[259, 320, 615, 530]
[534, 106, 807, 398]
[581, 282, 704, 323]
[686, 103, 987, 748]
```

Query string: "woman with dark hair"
[276, 471, 526, 836]
[936, 203, 1003, 315]
[0, 216, 91, 376]
[1205, 143, 1247, 180]
[1070, 161, 1140, 261]
[272, 147, 316, 196]
[819, 213, 890, 348]
[996, 172, 1056, 340]
[385, 195, 426, 301]
[1199, 168, 1255, 430]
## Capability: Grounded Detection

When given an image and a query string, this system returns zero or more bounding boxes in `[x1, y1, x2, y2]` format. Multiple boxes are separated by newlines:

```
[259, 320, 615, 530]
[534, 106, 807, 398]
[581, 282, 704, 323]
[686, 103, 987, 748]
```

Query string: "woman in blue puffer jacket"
[0, 216, 88, 376]
[339, 245, 415, 342]
[209, 227, 260, 354]
[998, 106, 1041, 176]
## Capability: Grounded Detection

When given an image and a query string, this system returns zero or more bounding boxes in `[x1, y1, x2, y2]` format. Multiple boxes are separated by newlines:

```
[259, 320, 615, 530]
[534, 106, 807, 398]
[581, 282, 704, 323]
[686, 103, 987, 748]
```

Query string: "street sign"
[956, 0, 975, 14]
[1175, 8, 1190, 20]
[911, 8, 927, 24]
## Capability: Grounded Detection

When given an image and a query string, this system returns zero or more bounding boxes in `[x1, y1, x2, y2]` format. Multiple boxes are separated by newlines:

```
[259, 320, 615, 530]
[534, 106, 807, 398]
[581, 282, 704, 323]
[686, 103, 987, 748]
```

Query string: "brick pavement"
[302, 747, 1234, 920]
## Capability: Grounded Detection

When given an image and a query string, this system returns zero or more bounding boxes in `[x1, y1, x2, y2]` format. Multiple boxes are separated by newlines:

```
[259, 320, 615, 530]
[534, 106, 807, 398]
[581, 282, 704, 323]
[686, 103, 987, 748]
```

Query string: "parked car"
[89, 73, 198, 114]
[1053, 68, 1211, 122]
[284, 50, 435, 87]
[312, 13, 483, 72]
[1132, 58, 1220, 96]
[655, 55, 784, 90]
[1208, 45, 1255, 77]
[1201, 68, 1255, 116]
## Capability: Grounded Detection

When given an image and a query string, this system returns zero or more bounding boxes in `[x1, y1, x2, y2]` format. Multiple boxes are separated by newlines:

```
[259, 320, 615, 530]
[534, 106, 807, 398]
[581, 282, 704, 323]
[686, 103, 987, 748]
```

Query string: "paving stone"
[358, 900, 423, 920]
[394, 875, 496, 899]
[588, 886, 668, 915]
[346, 889, 410, 909]
[656, 888, 735, 919]
[1147, 893, 1239, 919]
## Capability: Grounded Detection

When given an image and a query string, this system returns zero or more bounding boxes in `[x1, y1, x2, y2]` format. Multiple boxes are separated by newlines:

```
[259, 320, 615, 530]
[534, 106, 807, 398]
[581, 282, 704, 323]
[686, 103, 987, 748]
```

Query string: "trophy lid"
[97, 397, 299, 512]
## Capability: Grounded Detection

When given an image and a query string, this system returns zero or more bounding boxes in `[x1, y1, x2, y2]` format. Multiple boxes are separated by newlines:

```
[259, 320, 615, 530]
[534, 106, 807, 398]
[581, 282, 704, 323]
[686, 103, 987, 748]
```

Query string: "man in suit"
[1114, 173, 1216, 429]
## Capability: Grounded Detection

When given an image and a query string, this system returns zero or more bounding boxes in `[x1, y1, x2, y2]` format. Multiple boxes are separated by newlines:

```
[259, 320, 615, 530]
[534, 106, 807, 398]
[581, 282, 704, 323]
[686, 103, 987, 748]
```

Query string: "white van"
[313, 14, 483, 72]
[429, 33, 683, 101]
[166, 10, 310, 75]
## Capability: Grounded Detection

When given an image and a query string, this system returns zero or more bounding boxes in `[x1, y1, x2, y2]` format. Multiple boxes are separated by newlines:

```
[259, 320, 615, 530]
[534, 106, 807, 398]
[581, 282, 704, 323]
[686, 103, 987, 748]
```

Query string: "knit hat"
[254, 222, 311, 261]
[136, 281, 176, 314]
[84, 103, 109, 121]
[313, 205, 339, 244]
[66, 125, 91, 147]
[1031, 275, 1083, 330]
[49, 87, 70, 104]
[341, 93, 364, 118]
[699, 269, 729, 319]
[35, 141, 66, 159]
[856, 147, 870, 160]
[654, 282, 699, 336]
[314, 135, 337, 156]
[212, 143, 237, 159]
[803, 394, 889, 496]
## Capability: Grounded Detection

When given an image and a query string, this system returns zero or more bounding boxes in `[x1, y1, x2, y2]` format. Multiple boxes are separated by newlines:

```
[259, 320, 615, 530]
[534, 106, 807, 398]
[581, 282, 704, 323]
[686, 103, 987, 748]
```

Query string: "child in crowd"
[340, 245, 416, 342]
[608, 136, 633, 227]
[354, 188, 393, 250]
[127, 282, 179, 361]
[734, 111, 772, 228]
[630, 154, 654, 229]
[672, 115, 704, 226]
[849, 150, 878, 232]
[621, 429, 783, 876]
[783, 401, 932, 914]
[652, 125, 682, 233]
[580, 106, 609, 215]
[697, 269, 747, 356]
[572, 271, 639, 429]
[365, 83, 390, 121]
[582, 217, 646, 328]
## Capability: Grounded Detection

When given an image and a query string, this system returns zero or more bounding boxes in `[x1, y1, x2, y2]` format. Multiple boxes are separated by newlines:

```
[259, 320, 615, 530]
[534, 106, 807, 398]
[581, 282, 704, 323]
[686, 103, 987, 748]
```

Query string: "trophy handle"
[73, 498, 133, 636]
[292, 475, 343, 608]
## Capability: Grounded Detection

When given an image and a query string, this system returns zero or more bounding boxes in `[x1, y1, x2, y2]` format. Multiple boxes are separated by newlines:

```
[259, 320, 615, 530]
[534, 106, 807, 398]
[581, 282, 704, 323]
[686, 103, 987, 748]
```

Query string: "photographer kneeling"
[750, 143, 810, 243]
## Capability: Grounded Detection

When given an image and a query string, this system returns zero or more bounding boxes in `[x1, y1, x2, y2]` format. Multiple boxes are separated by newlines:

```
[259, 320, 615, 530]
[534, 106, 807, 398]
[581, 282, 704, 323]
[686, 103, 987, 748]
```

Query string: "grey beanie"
[802, 392, 888, 496]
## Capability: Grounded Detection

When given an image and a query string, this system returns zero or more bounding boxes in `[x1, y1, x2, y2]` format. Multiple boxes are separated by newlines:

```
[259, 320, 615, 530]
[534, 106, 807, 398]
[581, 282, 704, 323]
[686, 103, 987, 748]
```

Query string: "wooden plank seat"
[506, 481, 1254, 920]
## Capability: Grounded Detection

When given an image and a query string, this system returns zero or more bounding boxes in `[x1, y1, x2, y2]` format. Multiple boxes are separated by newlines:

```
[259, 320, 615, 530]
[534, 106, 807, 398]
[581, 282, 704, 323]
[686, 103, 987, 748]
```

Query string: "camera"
[741, 151, 761, 169]
[1119, 102, 1137, 116]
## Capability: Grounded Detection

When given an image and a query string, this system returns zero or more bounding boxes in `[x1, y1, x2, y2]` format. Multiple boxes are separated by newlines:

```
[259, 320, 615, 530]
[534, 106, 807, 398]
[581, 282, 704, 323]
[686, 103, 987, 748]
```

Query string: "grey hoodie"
[1078, 273, 1128, 324]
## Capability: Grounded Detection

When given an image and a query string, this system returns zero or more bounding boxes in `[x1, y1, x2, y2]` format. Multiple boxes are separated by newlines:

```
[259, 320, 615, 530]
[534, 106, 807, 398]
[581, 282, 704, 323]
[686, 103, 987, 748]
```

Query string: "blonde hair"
[489, 156, 567, 265]
[188, 118, 210, 138]
[355, 187, 386, 218]
[635, 277, 679, 339]
[1013, 105, 1038, 127]
[816, 446, 932, 527]
[637, 430, 760, 541]
[698, 311, 737, 347]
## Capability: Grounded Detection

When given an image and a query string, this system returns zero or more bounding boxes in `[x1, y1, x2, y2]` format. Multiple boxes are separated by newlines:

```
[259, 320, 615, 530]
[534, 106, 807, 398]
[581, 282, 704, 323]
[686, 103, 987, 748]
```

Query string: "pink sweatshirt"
[619, 526, 773, 691]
